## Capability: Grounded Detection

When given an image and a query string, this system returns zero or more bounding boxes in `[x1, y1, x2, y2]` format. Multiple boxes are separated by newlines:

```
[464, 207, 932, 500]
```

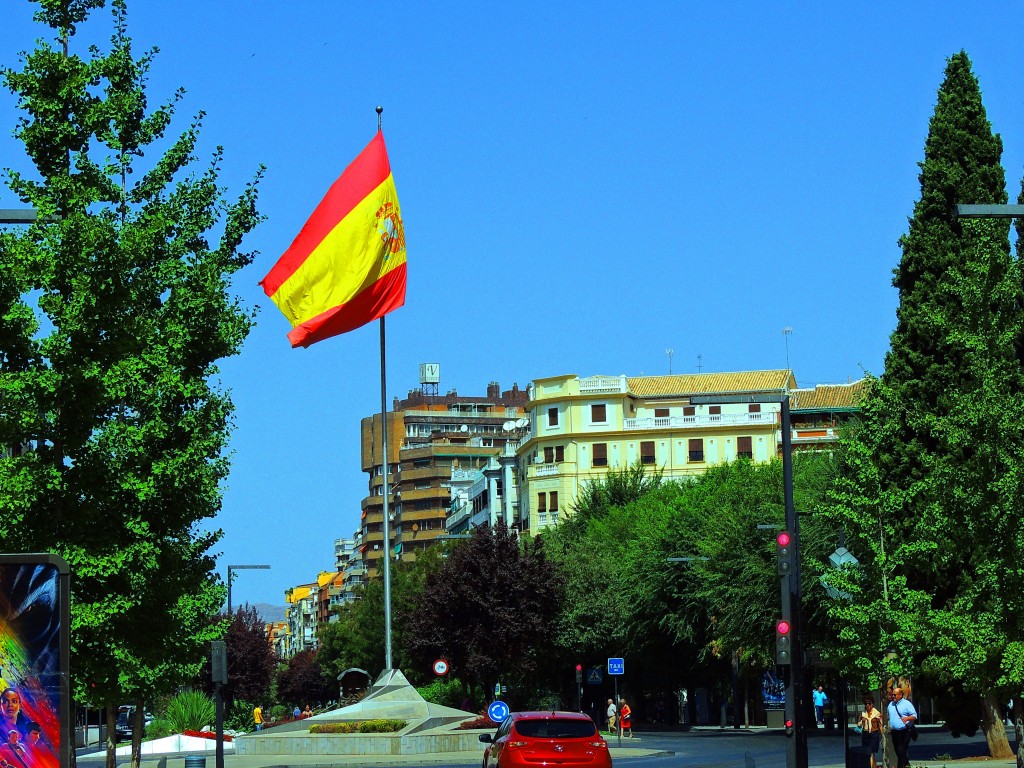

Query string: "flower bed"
[183, 730, 233, 742]
[308, 719, 406, 734]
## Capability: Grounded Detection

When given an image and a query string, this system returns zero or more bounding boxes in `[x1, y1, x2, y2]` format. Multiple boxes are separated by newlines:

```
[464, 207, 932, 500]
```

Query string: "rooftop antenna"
[782, 326, 793, 370]
[666, 348, 674, 375]
[696, 354, 703, 373]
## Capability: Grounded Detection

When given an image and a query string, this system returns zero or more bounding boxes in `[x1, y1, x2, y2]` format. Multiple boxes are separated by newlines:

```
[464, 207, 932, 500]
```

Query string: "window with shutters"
[688, 438, 704, 462]
[737, 436, 753, 459]
[641, 441, 656, 464]
[593, 443, 608, 467]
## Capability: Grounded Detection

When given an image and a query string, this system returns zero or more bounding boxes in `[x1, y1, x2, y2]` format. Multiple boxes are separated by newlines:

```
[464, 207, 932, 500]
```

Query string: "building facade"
[790, 380, 866, 449]
[358, 375, 529, 577]
[516, 370, 796, 532]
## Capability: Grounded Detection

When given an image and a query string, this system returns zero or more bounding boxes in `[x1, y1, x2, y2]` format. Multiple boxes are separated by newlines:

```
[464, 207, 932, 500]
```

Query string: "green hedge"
[308, 720, 406, 734]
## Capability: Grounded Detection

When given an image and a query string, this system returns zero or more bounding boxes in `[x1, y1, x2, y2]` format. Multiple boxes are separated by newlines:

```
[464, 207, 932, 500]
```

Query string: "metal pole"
[214, 682, 224, 768]
[782, 396, 808, 768]
[379, 316, 393, 670]
[614, 677, 620, 746]
[227, 567, 233, 615]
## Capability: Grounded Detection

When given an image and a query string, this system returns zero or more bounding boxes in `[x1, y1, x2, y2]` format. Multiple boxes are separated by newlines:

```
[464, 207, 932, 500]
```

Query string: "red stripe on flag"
[287, 262, 407, 348]
[260, 131, 392, 297]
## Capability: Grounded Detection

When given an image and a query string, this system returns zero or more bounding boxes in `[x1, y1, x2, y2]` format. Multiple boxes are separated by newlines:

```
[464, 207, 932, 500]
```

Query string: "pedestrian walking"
[886, 687, 917, 768]
[813, 686, 828, 727]
[619, 699, 633, 738]
[859, 694, 883, 768]
[252, 704, 263, 732]
[605, 699, 616, 735]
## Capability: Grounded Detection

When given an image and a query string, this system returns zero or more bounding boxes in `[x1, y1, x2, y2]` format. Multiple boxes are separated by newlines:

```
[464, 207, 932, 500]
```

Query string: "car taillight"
[506, 741, 529, 750]
[585, 741, 608, 748]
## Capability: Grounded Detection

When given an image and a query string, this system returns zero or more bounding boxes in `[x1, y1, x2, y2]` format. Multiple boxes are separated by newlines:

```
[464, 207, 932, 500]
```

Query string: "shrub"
[308, 720, 406, 734]
[164, 691, 216, 733]
[270, 705, 289, 721]
[526, 688, 561, 711]
[143, 718, 174, 740]
[224, 700, 254, 731]
[416, 677, 464, 709]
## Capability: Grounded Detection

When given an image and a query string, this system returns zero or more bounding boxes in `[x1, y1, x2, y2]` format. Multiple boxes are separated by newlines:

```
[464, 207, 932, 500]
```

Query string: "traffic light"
[575, 664, 583, 684]
[784, 717, 794, 737]
[776, 531, 792, 576]
[776, 618, 792, 665]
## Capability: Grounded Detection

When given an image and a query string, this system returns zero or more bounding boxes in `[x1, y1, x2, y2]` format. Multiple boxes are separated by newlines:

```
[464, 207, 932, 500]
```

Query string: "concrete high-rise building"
[357, 369, 529, 578]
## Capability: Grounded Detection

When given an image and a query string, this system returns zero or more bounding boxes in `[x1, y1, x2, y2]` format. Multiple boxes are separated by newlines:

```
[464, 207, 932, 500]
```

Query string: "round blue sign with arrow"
[488, 700, 510, 723]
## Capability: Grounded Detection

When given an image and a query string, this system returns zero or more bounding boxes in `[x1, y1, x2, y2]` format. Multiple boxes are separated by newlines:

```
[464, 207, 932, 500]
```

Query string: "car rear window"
[515, 719, 598, 738]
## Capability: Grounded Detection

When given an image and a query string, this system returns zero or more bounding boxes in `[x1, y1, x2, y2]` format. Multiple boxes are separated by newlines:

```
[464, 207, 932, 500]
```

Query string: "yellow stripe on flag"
[270, 175, 404, 327]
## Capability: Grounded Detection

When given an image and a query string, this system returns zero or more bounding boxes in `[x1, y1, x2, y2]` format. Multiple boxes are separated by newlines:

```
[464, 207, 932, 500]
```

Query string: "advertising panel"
[0, 555, 70, 768]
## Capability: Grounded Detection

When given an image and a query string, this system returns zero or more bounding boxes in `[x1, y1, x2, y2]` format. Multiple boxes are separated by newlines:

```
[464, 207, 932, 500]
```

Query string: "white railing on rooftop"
[579, 376, 627, 394]
[624, 412, 777, 430]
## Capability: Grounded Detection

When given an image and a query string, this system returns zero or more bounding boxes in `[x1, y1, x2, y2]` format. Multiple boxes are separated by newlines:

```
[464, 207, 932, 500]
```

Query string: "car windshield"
[515, 719, 597, 739]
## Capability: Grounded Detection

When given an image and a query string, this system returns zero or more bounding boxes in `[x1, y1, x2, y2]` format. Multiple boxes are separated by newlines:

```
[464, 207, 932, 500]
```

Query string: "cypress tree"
[826, 51, 1024, 758]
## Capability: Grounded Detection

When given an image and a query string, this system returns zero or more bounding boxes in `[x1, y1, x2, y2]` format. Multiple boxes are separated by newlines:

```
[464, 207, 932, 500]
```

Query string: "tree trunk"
[981, 692, 1014, 759]
[105, 706, 116, 768]
[131, 698, 144, 768]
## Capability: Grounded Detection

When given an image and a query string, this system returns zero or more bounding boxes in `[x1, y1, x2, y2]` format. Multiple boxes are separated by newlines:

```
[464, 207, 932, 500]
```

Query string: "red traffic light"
[777, 531, 791, 547]
[785, 719, 793, 727]
[576, 664, 583, 671]
[777, 620, 791, 635]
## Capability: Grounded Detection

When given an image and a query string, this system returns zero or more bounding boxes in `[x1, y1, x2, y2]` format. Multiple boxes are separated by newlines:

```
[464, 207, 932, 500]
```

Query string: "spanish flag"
[260, 131, 406, 348]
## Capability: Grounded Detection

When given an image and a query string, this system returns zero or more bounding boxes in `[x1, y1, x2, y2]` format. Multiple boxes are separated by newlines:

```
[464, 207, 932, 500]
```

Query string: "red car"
[479, 711, 611, 768]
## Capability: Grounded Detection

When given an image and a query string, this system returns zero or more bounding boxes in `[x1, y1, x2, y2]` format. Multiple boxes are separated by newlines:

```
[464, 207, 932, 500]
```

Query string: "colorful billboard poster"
[0, 555, 70, 768]
[762, 669, 785, 709]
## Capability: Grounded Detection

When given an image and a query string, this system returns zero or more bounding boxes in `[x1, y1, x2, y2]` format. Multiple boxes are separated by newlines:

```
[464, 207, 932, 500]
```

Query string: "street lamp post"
[691, 393, 805, 768]
[226, 564, 271, 615]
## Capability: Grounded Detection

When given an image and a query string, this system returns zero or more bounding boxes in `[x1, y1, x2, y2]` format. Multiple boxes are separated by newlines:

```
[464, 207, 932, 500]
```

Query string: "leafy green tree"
[0, 2, 262, 765]
[549, 457, 836, 721]
[317, 549, 442, 685]
[824, 51, 1023, 758]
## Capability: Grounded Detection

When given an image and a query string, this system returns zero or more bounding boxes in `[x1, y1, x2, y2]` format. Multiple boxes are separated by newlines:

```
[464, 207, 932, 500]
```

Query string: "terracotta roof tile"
[791, 380, 867, 411]
[626, 370, 796, 397]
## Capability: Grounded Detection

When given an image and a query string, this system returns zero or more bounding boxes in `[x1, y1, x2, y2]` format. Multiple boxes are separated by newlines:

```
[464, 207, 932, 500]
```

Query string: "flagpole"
[376, 106, 394, 672]
[379, 315, 394, 669]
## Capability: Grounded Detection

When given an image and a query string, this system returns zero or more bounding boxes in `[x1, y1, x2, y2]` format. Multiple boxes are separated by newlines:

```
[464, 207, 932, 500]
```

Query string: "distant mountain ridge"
[251, 603, 287, 623]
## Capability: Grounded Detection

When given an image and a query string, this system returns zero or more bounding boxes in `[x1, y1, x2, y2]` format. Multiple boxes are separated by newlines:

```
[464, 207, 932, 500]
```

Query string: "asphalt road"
[75, 723, 1016, 768]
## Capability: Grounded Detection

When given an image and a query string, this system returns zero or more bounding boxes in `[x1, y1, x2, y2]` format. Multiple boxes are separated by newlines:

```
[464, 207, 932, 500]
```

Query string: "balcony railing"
[579, 376, 627, 394]
[534, 463, 559, 476]
[624, 412, 777, 430]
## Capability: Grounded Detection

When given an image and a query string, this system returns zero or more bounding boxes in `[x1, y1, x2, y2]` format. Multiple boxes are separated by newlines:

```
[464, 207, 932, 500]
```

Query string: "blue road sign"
[607, 657, 625, 675]
[488, 700, 510, 723]
[586, 666, 603, 685]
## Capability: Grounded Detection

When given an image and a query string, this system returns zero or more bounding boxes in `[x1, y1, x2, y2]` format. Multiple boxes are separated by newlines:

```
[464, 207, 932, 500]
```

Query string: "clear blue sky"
[2, 2, 1022, 608]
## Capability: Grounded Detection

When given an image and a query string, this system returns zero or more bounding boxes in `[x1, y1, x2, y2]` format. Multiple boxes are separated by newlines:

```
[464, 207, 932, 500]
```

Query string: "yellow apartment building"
[516, 370, 797, 532]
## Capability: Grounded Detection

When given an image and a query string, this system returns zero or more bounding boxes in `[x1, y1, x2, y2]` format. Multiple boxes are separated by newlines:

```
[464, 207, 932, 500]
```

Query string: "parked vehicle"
[479, 711, 611, 768]
[114, 706, 154, 741]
